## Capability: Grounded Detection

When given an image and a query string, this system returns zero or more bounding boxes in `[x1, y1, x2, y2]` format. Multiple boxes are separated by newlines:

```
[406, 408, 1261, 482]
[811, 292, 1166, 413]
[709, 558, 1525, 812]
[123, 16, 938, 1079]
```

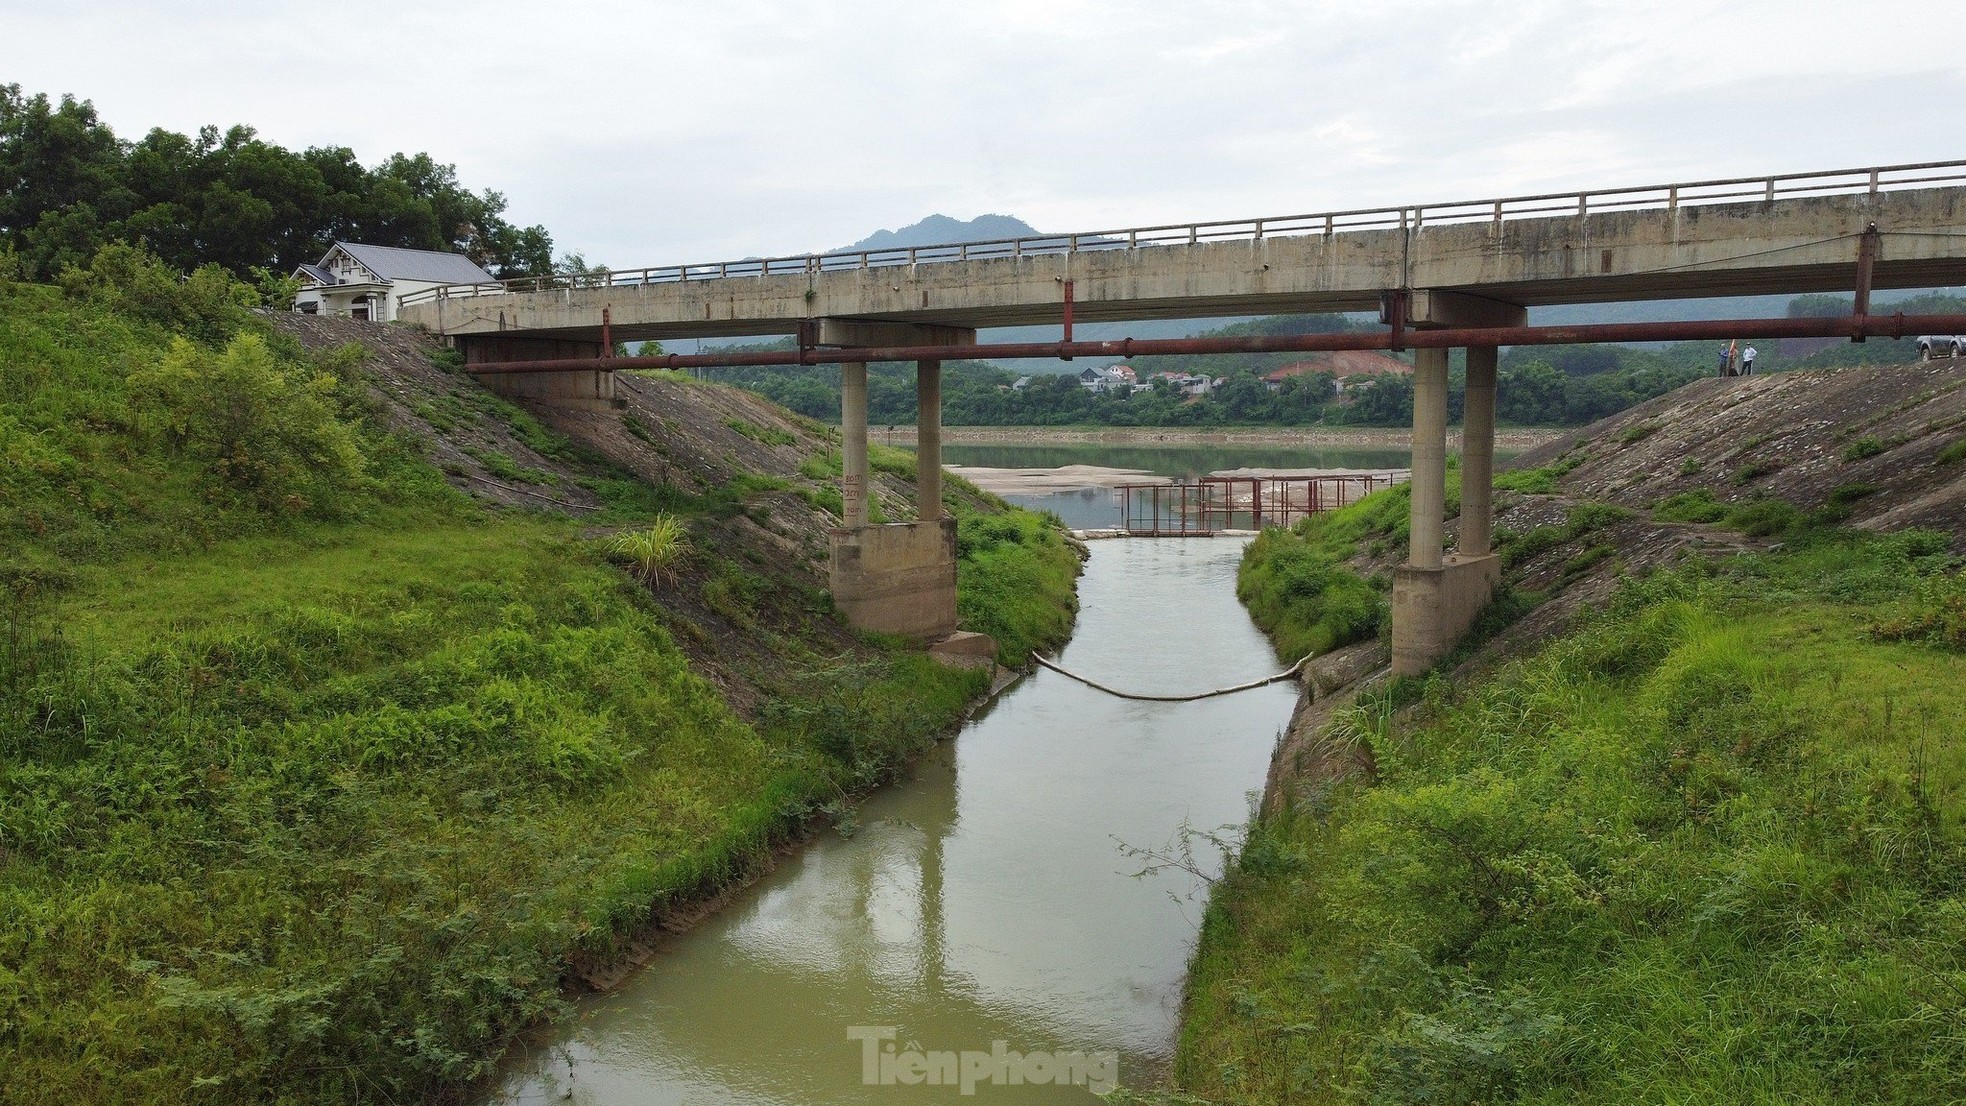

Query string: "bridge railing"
[397, 160, 1966, 309]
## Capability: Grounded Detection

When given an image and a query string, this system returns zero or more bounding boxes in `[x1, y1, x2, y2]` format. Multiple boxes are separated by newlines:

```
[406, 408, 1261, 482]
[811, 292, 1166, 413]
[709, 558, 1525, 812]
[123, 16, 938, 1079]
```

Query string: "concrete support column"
[1408, 347, 1450, 570]
[841, 362, 870, 529]
[1460, 346, 1498, 557]
[916, 360, 942, 521]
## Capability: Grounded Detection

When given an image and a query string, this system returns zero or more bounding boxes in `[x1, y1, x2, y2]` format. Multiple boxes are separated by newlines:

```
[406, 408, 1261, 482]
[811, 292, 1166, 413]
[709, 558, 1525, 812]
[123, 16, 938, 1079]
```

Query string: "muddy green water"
[494, 538, 1296, 1103]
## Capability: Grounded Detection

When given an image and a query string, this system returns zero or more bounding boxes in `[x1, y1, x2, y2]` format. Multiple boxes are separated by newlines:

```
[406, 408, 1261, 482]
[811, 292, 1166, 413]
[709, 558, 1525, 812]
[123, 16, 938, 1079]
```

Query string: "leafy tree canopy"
[0, 84, 556, 282]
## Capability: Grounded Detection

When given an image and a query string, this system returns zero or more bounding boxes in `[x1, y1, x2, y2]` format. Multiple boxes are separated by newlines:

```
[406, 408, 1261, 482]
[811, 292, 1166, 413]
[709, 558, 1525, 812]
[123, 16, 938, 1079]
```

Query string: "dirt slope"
[264, 314, 992, 716]
[1513, 356, 1966, 543]
[1266, 356, 1966, 804]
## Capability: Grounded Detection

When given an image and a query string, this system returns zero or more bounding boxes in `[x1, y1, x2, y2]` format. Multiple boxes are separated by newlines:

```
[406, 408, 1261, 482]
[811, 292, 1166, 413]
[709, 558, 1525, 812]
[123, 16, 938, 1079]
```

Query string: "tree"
[1498, 361, 1565, 424]
[0, 83, 560, 281]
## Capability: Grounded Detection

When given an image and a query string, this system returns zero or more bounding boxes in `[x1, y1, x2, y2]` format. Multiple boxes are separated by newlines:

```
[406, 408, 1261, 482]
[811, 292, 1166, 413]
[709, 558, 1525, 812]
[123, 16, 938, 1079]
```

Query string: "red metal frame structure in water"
[1118, 473, 1405, 535]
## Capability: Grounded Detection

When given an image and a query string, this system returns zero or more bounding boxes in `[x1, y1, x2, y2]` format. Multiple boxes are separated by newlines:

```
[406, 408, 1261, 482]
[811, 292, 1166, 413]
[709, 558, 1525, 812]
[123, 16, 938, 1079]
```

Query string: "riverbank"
[876, 424, 1564, 450]
[0, 277, 1083, 1106]
[1180, 359, 1966, 1103]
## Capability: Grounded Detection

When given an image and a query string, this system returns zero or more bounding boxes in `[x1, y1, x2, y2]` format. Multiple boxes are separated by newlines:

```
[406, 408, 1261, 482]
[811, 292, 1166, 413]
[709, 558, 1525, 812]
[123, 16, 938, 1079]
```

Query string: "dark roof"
[325, 242, 498, 285]
[294, 263, 335, 285]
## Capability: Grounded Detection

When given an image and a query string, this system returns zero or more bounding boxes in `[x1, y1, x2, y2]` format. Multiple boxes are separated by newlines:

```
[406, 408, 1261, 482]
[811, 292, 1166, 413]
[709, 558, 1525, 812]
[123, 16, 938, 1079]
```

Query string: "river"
[492, 536, 1298, 1103]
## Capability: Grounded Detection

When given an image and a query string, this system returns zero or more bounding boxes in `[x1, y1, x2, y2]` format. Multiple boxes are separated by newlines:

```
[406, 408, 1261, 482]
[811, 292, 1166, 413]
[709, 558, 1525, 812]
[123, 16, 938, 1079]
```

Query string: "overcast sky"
[5, 0, 1960, 268]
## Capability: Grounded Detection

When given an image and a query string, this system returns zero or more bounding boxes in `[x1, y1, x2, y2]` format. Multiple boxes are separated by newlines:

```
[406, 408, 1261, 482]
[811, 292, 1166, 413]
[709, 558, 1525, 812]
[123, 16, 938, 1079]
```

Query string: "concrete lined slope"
[1512, 356, 1966, 544]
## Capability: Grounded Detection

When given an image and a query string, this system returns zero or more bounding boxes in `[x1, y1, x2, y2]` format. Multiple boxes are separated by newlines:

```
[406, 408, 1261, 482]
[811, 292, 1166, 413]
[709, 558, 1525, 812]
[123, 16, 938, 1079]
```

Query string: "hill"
[1183, 356, 1966, 1103]
[0, 250, 1079, 1104]
[836, 212, 1040, 252]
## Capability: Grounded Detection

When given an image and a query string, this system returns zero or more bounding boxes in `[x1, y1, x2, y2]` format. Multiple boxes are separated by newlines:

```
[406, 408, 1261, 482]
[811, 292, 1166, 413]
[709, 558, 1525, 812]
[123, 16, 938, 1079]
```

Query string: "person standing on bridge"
[1742, 345, 1758, 375]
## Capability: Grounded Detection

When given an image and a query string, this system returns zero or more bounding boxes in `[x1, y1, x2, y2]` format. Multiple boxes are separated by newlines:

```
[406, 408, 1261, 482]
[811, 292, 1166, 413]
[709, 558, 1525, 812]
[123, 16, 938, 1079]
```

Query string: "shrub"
[57, 241, 254, 345]
[1938, 438, 1966, 465]
[129, 333, 371, 515]
[603, 515, 692, 585]
[1653, 489, 1728, 524]
[1842, 435, 1887, 462]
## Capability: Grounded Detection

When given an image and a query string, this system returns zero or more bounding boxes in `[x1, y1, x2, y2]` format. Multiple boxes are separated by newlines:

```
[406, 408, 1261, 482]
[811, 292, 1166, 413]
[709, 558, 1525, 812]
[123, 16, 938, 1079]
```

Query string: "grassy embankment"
[0, 251, 1079, 1105]
[1184, 469, 1966, 1101]
[1236, 456, 1629, 664]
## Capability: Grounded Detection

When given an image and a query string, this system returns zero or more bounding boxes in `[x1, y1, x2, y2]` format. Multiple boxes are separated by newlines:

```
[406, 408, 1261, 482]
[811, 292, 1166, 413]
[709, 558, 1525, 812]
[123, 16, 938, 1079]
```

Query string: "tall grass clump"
[604, 514, 692, 585]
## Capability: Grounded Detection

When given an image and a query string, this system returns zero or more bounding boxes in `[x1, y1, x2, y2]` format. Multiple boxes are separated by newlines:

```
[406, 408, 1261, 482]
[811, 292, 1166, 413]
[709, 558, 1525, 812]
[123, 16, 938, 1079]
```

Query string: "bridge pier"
[823, 320, 976, 638]
[457, 335, 622, 411]
[1391, 292, 1522, 676]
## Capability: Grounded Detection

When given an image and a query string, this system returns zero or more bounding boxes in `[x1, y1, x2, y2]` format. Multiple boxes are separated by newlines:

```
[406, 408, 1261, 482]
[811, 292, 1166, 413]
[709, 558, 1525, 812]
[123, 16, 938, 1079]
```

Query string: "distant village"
[1012, 348, 1413, 402]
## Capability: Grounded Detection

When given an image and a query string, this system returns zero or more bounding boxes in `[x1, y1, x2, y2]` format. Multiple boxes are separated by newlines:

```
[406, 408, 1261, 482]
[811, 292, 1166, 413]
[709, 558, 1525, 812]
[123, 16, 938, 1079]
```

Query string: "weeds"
[603, 515, 692, 585]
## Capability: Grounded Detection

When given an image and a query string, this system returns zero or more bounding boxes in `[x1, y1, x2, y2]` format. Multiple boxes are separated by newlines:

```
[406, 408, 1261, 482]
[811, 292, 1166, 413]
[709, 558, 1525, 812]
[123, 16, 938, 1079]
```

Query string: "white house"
[292, 242, 499, 322]
[1076, 366, 1134, 393]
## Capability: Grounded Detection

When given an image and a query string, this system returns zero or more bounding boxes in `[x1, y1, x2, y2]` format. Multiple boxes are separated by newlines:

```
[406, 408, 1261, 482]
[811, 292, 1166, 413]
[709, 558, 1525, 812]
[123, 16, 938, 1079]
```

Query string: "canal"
[494, 536, 1298, 1103]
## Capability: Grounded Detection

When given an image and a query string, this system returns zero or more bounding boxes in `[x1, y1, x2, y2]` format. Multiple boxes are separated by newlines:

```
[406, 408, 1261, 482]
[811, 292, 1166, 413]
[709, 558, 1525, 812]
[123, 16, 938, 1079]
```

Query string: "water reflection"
[494, 539, 1296, 1104]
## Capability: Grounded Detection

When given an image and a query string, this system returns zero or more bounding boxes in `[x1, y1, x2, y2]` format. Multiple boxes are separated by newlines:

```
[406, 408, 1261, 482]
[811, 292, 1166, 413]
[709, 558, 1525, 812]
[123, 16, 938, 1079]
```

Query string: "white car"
[1917, 335, 1966, 360]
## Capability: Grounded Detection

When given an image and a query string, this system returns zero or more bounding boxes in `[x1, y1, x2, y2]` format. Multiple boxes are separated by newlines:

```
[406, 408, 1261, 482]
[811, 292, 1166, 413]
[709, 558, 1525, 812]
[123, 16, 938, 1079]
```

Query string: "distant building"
[1149, 369, 1213, 396]
[292, 242, 499, 322]
[1263, 351, 1411, 396]
[1011, 375, 1033, 391]
[1077, 366, 1133, 393]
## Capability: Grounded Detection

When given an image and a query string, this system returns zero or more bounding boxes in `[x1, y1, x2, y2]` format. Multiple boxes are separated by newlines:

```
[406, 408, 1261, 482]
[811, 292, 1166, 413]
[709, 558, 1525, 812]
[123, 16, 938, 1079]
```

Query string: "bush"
[1653, 489, 1728, 524]
[129, 333, 372, 516]
[57, 241, 255, 345]
[603, 515, 692, 585]
[1842, 435, 1887, 462]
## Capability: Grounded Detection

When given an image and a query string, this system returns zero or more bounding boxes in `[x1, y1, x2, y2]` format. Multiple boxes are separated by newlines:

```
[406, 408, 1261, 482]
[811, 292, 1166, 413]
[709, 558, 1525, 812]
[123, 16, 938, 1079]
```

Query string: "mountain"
[838, 214, 1041, 253]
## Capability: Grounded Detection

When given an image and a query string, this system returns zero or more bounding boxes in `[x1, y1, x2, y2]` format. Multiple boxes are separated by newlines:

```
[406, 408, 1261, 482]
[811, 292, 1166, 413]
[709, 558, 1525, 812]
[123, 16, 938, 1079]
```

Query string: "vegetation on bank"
[1187, 523, 1966, 1103]
[0, 250, 1079, 1104]
[1235, 487, 1414, 662]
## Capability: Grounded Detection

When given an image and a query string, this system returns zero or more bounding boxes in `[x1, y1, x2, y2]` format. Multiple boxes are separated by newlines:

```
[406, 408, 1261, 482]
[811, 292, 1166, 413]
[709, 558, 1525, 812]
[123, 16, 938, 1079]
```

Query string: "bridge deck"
[401, 162, 1966, 344]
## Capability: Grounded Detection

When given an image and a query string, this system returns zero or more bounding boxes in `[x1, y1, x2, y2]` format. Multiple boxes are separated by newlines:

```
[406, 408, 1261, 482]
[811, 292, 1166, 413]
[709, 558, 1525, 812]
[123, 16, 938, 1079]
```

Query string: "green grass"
[1843, 435, 1888, 462]
[0, 256, 1080, 1104]
[1236, 485, 1421, 661]
[722, 417, 796, 447]
[953, 508, 1081, 665]
[1498, 502, 1633, 569]
[1181, 529, 1966, 1105]
[601, 514, 693, 584]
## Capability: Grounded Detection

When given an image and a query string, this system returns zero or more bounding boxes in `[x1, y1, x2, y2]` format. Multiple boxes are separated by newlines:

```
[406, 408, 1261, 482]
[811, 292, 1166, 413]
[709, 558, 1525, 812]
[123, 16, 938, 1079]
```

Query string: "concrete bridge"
[400, 162, 1966, 674]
